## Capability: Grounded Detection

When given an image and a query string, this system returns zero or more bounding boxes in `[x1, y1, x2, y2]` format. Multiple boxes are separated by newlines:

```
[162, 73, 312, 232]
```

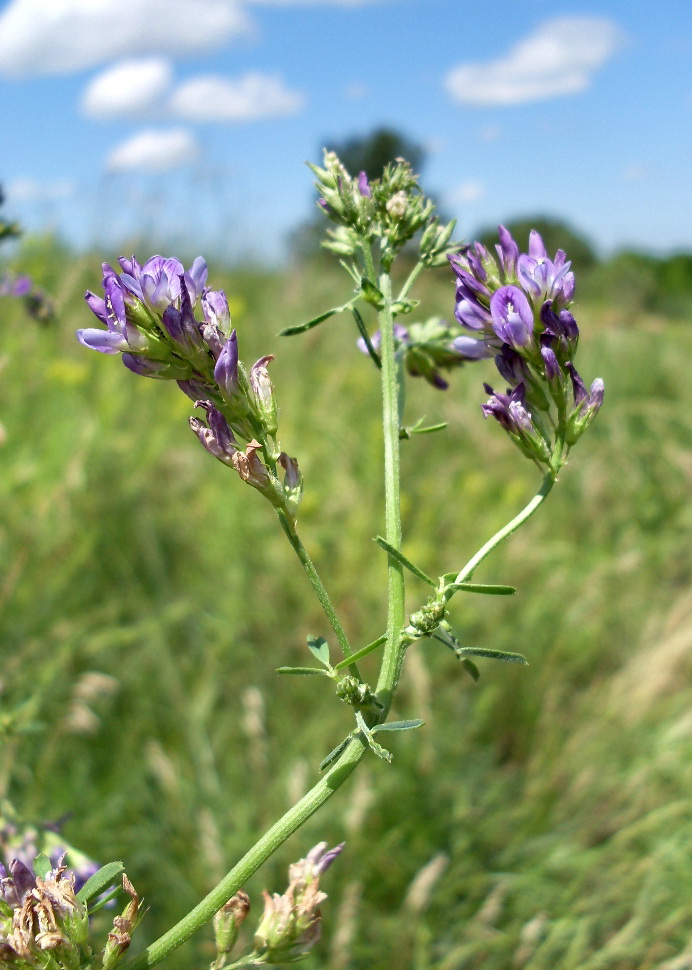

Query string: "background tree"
[474, 216, 598, 274]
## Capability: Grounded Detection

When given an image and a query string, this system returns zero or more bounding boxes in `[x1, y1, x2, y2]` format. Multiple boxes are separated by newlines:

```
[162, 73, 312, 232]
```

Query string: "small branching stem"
[121, 737, 366, 970]
[276, 509, 358, 674]
[454, 472, 555, 584]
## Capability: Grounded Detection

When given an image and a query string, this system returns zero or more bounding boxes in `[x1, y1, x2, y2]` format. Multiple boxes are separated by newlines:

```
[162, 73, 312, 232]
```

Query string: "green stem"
[276, 509, 357, 670]
[121, 739, 366, 970]
[396, 260, 425, 304]
[360, 251, 406, 718]
[455, 473, 555, 584]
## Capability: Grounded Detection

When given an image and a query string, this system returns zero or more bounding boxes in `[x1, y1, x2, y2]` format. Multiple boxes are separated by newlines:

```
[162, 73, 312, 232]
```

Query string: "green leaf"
[279, 302, 353, 337]
[307, 635, 331, 667]
[275, 666, 331, 676]
[374, 536, 436, 587]
[33, 853, 52, 880]
[319, 738, 350, 772]
[371, 719, 424, 734]
[83, 886, 122, 915]
[446, 582, 516, 596]
[411, 422, 448, 435]
[76, 861, 125, 904]
[352, 306, 381, 369]
[355, 711, 393, 763]
[360, 277, 384, 308]
[333, 634, 387, 671]
[390, 298, 420, 316]
[456, 647, 528, 665]
[462, 659, 480, 682]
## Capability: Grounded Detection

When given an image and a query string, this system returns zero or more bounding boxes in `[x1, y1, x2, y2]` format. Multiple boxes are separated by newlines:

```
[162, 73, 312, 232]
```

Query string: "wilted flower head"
[0, 858, 89, 970]
[252, 842, 343, 965]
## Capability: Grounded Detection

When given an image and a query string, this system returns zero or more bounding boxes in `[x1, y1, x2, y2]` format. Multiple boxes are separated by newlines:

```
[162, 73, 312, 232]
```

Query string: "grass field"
[1, 241, 691, 969]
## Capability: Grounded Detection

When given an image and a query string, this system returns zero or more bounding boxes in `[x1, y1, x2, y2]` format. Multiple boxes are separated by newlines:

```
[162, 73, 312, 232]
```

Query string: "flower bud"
[102, 875, 141, 970]
[249, 355, 278, 436]
[213, 890, 250, 966]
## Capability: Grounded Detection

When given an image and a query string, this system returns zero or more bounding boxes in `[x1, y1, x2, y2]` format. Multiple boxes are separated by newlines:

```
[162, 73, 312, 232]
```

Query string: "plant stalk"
[276, 509, 357, 671]
[121, 738, 366, 970]
[455, 473, 555, 584]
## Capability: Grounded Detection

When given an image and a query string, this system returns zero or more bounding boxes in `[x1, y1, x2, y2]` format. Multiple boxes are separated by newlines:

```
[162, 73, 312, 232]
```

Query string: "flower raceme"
[449, 227, 603, 472]
[77, 255, 302, 519]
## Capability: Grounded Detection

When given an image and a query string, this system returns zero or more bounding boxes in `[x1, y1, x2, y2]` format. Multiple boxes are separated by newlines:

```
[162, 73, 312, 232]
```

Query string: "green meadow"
[1, 241, 691, 969]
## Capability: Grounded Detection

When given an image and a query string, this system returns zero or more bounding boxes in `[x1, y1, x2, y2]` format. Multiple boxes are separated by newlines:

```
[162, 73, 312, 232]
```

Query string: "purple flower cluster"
[79, 255, 302, 517]
[449, 227, 603, 468]
[78, 255, 216, 378]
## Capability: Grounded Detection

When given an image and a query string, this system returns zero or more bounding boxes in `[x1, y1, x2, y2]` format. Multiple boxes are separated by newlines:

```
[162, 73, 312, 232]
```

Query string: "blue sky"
[0, 0, 690, 261]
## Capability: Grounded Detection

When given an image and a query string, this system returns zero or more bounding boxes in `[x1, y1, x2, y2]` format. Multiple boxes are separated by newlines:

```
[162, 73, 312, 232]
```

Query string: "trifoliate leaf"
[307, 635, 331, 667]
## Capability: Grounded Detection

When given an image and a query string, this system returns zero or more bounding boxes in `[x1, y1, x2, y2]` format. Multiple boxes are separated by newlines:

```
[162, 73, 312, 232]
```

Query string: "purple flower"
[496, 225, 519, 279]
[517, 231, 574, 309]
[540, 300, 579, 357]
[201, 289, 231, 356]
[357, 171, 372, 198]
[481, 383, 551, 464]
[214, 331, 240, 400]
[190, 401, 238, 465]
[0, 273, 32, 297]
[494, 345, 529, 387]
[565, 364, 605, 443]
[489, 285, 534, 349]
[118, 255, 208, 312]
[357, 324, 409, 355]
[451, 335, 492, 360]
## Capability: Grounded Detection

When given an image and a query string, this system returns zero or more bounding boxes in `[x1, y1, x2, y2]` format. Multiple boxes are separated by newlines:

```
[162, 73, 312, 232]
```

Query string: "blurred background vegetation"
[1, 150, 692, 970]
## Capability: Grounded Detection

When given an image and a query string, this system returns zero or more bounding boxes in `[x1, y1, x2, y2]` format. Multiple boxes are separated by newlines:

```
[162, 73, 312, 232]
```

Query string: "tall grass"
[1, 245, 691, 969]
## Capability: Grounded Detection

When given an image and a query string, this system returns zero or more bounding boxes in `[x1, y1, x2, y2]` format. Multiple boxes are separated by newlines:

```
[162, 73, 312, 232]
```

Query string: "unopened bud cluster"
[252, 842, 343, 965]
[311, 151, 455, 270]
[359, 317, 491, 390]
[208, 843, 342, 969]
[0, 273, 54, 324]
[77, 256, 302, 520]
[449, 227, 604, 471]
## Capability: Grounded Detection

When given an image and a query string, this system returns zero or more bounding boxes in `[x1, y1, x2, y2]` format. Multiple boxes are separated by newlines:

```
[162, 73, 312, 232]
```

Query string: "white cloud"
[445, 17, 624, 106]
[448, 180, 485, 205]
[478, 124, 501, 142]
[6, 177, 76, 202]
[169, 72, 304, 121]
[343, 82, 367, 101]
[106, 128, 199, 172]
[623, 163, 649, 182]
[0, 0, 250, 76]
[82, 59, 173, 118]
[244, 0, 385, 4]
